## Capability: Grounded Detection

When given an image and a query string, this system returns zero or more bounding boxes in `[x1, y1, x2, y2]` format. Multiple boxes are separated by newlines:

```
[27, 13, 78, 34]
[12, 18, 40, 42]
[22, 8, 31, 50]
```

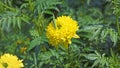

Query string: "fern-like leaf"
[35, 0, 61, 14]
[0, 10, 30, 30]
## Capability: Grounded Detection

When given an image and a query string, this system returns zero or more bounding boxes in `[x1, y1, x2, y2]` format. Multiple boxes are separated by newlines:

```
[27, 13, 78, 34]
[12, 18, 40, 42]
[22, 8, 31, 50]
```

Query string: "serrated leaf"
[44, 11, 53, 15]
[27, 37, 41, 51]
[72, 39, 84, 45]
[2, 18, 7, 30]
[92, 59, 100, 67]
[100, 57, 107, 67]
[7, 17, 12, 29]
[95, 51, 101, 57]
[12, 16, 16, 28]
[22, 17, 30, 24]
[50, 49, 59, 59]
[85, 54, 98, 60]
[17, 17, 21, 29]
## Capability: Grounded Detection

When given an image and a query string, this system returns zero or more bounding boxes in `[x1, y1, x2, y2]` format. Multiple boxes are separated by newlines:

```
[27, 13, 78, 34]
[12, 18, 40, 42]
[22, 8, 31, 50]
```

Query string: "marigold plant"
[46, 16, 79, 48]
[0, 53, 24, 68]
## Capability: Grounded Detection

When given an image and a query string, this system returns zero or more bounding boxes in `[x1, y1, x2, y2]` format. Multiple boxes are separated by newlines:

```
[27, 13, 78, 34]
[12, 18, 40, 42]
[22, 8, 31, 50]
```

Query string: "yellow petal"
[73, 34, 80, 38]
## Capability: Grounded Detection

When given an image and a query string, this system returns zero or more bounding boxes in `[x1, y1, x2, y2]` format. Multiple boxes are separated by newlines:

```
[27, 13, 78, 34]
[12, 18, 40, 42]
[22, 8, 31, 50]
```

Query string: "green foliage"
[0, 4, 28, 31]
[35, 0, 61, 14]
[0, 0, 120, 68]
[112, 0, 120, 16]
[39, 44, 82, 68]
[85, 50, 120, 68]
[0, 10, 29, 30]
[85, 51, 108, 67]
[108, 49, 120, 68]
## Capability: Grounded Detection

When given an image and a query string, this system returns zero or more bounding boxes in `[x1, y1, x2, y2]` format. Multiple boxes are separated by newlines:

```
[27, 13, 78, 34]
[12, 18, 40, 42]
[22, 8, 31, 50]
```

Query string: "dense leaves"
[0, 0, 120, 68]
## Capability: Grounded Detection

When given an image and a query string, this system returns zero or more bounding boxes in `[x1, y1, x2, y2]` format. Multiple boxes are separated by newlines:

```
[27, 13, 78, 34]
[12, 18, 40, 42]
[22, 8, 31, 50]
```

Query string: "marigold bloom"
[46, 16, 79, 48]
[0, 53, 24, 68]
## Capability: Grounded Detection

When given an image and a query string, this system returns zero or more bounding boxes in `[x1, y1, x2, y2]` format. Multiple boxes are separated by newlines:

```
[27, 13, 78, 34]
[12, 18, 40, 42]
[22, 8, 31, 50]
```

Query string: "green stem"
[55, 49, 64, 67]
[68, 44, 70, 62]
[116, 15, 120, 36]
[33, 53, 38, 68]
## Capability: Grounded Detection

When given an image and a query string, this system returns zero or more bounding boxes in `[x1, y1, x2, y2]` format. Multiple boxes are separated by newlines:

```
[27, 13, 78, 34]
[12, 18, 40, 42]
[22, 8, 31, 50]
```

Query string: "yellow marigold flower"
[0, 53, 24, 68]
[46, 16, 79, 48]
